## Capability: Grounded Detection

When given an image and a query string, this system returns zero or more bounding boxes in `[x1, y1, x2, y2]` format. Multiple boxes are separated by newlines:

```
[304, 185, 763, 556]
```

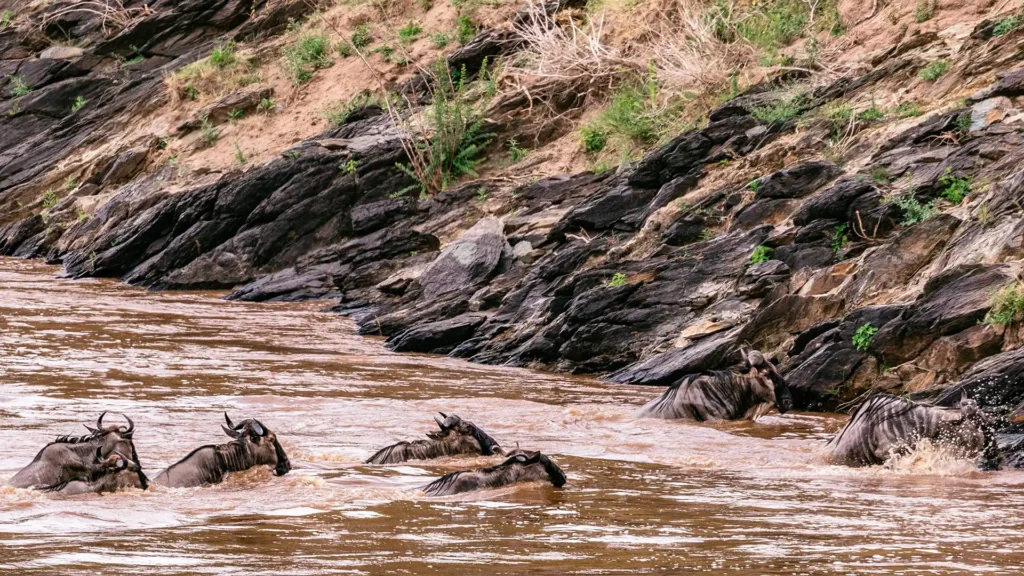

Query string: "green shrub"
[607, 272, 628, 287]
[580, 125, 607, 153]
[869, 166, 891, 183]
[337, 42, 353, 57]
[857, 105, 885, 121]
[0, 10, 13, 29]
[750, 245, 773, 264]
[41, 189, 61, 208]
[70, 95, 87, 114]
[282, 31, 332, 83]
[831, 223, 848, 254]
[430, 32, 451, 47]
[993, 15, 1021, 37]
[984, 283, 1024, 325]
[747, 179, 761, 192]
[476, 187, 489, 202]
[456, 16, 477, 44]
[602, 83, 660, 143]
[200, 117, 218, 147]
[750, 95, 804, 123]
[852, 322, 877, 351]
[7, 74, 30, 97]
[209, 41, 237, 68]
[894, 101, 923, 118]
[257, 97, 276, 114]
[396, 60, 493, 195]
[884, 194, 938, 226]
[398, 21, 423, 44]
[351, 25, 373, 48]
[914, 0, 935, 23]
[939, 169, 971, 204]
[507, 138, 528, 163]
[323, 92, 378, 125]
[919, 60, 951, 82]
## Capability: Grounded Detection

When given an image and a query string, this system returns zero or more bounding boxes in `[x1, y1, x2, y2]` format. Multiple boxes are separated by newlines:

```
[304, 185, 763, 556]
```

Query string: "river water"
[2, 257, 1024, 575]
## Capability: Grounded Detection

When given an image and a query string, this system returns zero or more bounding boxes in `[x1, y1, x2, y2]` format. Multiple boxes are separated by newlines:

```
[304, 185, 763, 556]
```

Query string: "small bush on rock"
[985, 283, 1024, 325]
[283, 30, 332, 83]
[852, 322, 877, 351]
[919, 60, 950, 81]
[607, 273, 628, 287]
[939, 169, 971, 205]
[750, 245, 772, 264]
[884, 194, 938, 226]
[993, 15, 1021, 37]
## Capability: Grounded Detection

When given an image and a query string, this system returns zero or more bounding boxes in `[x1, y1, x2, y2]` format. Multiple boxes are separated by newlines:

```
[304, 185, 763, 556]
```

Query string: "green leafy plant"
[869, 166, 891, 183]
[954, 113, 972, 135]
[70, 95, 87, 114]
[323, 92, 377, 125]
[227, 109, 244, 123]
[456, 16, 477, 44]
[351, 25, 373, 49]
[184, 82, 200, 101]
[607, 272, 628, 287]
[476, 187, 489, 201]
[396, 59, 494, 195]
[7, 74, 30, 97]
[200, 117, 219, 147]
[750, 245, 773, 264]
[885, 194, 938, 226]
[750, 94, 804, 123]
[257, 97, 276, 114]
[337, 42, 353, 57]
[580, 125, 608, 153]
[857, 105, 885, 121]
[831, 224, 848, 254]
[914, 0, 935, 22]
[919, 60, 951, 82]
[77, 206, 88, 222]
[209, 41, 237, 68]
[993, 15, 1021, 37]
[398, 21, 423, 44]
[233, 141, 247, 165]
[507, 138, 528, 163]
[939, 168, 971, 205]
[157, 135, 170, 149]
[344, 158, 358, 173]
[41, 189, 61, 209]
[65, 176, 78, 191]
[430, 32, 451, 47]
[282, 30, 332, 83]
[894, 101, 923, 118]
[852, 322, 878, 352]
[0, 9, 14, 29]
[747, 179, 761, 192]
[984, 283, 1024, 325]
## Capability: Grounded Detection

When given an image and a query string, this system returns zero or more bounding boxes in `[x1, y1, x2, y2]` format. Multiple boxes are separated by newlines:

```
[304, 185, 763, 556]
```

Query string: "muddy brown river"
[2, 257, 1024, 575]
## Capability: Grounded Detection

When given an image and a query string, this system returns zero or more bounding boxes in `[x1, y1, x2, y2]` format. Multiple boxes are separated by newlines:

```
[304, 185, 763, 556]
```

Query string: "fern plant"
[397, 59, 493, 196]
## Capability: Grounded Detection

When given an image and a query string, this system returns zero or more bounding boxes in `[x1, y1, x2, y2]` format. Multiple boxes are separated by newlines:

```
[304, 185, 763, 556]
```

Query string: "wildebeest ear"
[94, 446, 103, 461]
[222, 425, 241, 438]
[524, 451, 541, 464]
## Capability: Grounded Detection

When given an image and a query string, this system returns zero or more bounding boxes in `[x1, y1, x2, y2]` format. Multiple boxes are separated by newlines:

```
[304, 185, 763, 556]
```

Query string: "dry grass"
[41, 0, 153, 36]
[164, 46, 262, 105]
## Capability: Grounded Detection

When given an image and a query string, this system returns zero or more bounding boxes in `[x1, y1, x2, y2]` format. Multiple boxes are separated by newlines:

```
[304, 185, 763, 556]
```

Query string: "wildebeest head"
[501, 449, 567, 488]
[44, 447, 143, 493]
[741, 347, 792, 414]
[421, 448, 566, 496]
[78, 411, 139, 461]
[221, 413, 291, 476]
[427, 413, 503, 456]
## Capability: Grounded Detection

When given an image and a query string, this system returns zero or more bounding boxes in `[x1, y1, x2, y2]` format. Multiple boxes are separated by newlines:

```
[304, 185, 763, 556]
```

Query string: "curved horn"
[222, 425, 241, 438]
[434, 415, 447, 430]
[84, 425, 99, 434]
[122, 413, 134, 436]
[96, 411, 107, 429]
[251, 420, 266, 436]
[224, 412, 235, 429]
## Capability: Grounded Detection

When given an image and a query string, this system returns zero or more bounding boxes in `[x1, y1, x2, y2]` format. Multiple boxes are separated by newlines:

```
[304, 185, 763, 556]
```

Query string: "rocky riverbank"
[2, 0, 1024, 453]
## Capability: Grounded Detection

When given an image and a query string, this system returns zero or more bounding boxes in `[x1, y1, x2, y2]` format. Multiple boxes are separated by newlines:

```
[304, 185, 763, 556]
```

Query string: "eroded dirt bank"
[2, 0, 1024, 456]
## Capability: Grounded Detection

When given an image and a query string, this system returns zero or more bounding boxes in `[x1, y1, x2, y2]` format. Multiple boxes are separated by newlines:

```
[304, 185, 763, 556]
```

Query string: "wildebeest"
[366, 413, 503, 465]
[153, 413, 291, 488]
[421, 449, 566, 496]
[7, 413, 143, 490]
[44, 448, 148, 495]
[825, 393, 999, 468]
[639, 348, 793, 421]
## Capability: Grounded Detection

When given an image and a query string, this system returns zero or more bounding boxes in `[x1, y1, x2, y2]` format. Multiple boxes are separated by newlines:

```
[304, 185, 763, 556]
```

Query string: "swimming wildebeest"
[153, 413, 291, 488]
[44, 447, 148, 495]
[639, 348, 793, 421]
[366, 413, 503, 465]
[7, 412, 143, 490]
[421, 449, 566, 496]
[825, 393, 999, 468]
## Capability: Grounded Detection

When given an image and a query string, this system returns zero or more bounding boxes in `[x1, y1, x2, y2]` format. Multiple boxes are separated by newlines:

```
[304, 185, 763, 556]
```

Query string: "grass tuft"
[919, 60, 951, 81]
[939, 168, 971, 204]
[398, 21, 423, 44]
[282, 30, 332, 84]
[750, 245, 772, 264]
[351, 25, 373, 49]
[7, 74, 30, 97]
[984, 283, 1024, 325]
[993, 15, 1021, 37]
[884, 194, 938, 226]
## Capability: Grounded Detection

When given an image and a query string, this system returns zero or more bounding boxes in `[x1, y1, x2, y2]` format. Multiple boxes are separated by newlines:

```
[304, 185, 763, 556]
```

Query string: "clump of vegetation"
[430, 32, 451, 48]
[7, 74, 30, 97]
[476, 187, 489, 202]
[200, 117, 218, 147]
[351, 25, 373, 49]
[397, 60, 493, 195]
[507, 138, 528, 163]
[607, 272, 628, 287]
[885, 194, 938, 226]
[852, 322, 878, 352]
[725, 0, 843, 52]
[984, 283, 1024, 325]
[70, 95, 87, 114]
[41, 189, 61, 209]
[578, 75, 682, 159]
[209, 41, 237, 68]
[227, 109, 244, 123]
[894, 101, 923, 118]
[323, 92, 378, 125]
[993, 15, 1021, 37]
[257, 97, 276, 114]
[0, 9, 14, 29]
[919, 60, 951, 81]
[344, 158, 358, 174]
[857, 104, 885, 121]
[869, 166, 891, 183]
[747, 179, 761, 192]
[750, 94, 804, 123]
[456, 16, 477, 44]
[580, 125, 608, 153]
[953, 113, 972, 135]
[939, 169, 971, 205]
[233, 142, 248, 165]
[398, 21, 423, 44]
[914, 0, 935, 22]
[831, 224, 848, 254]
[750, 245, 773, 264]
[282, 30, 332, 83]
[337, 42, 353, 57]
